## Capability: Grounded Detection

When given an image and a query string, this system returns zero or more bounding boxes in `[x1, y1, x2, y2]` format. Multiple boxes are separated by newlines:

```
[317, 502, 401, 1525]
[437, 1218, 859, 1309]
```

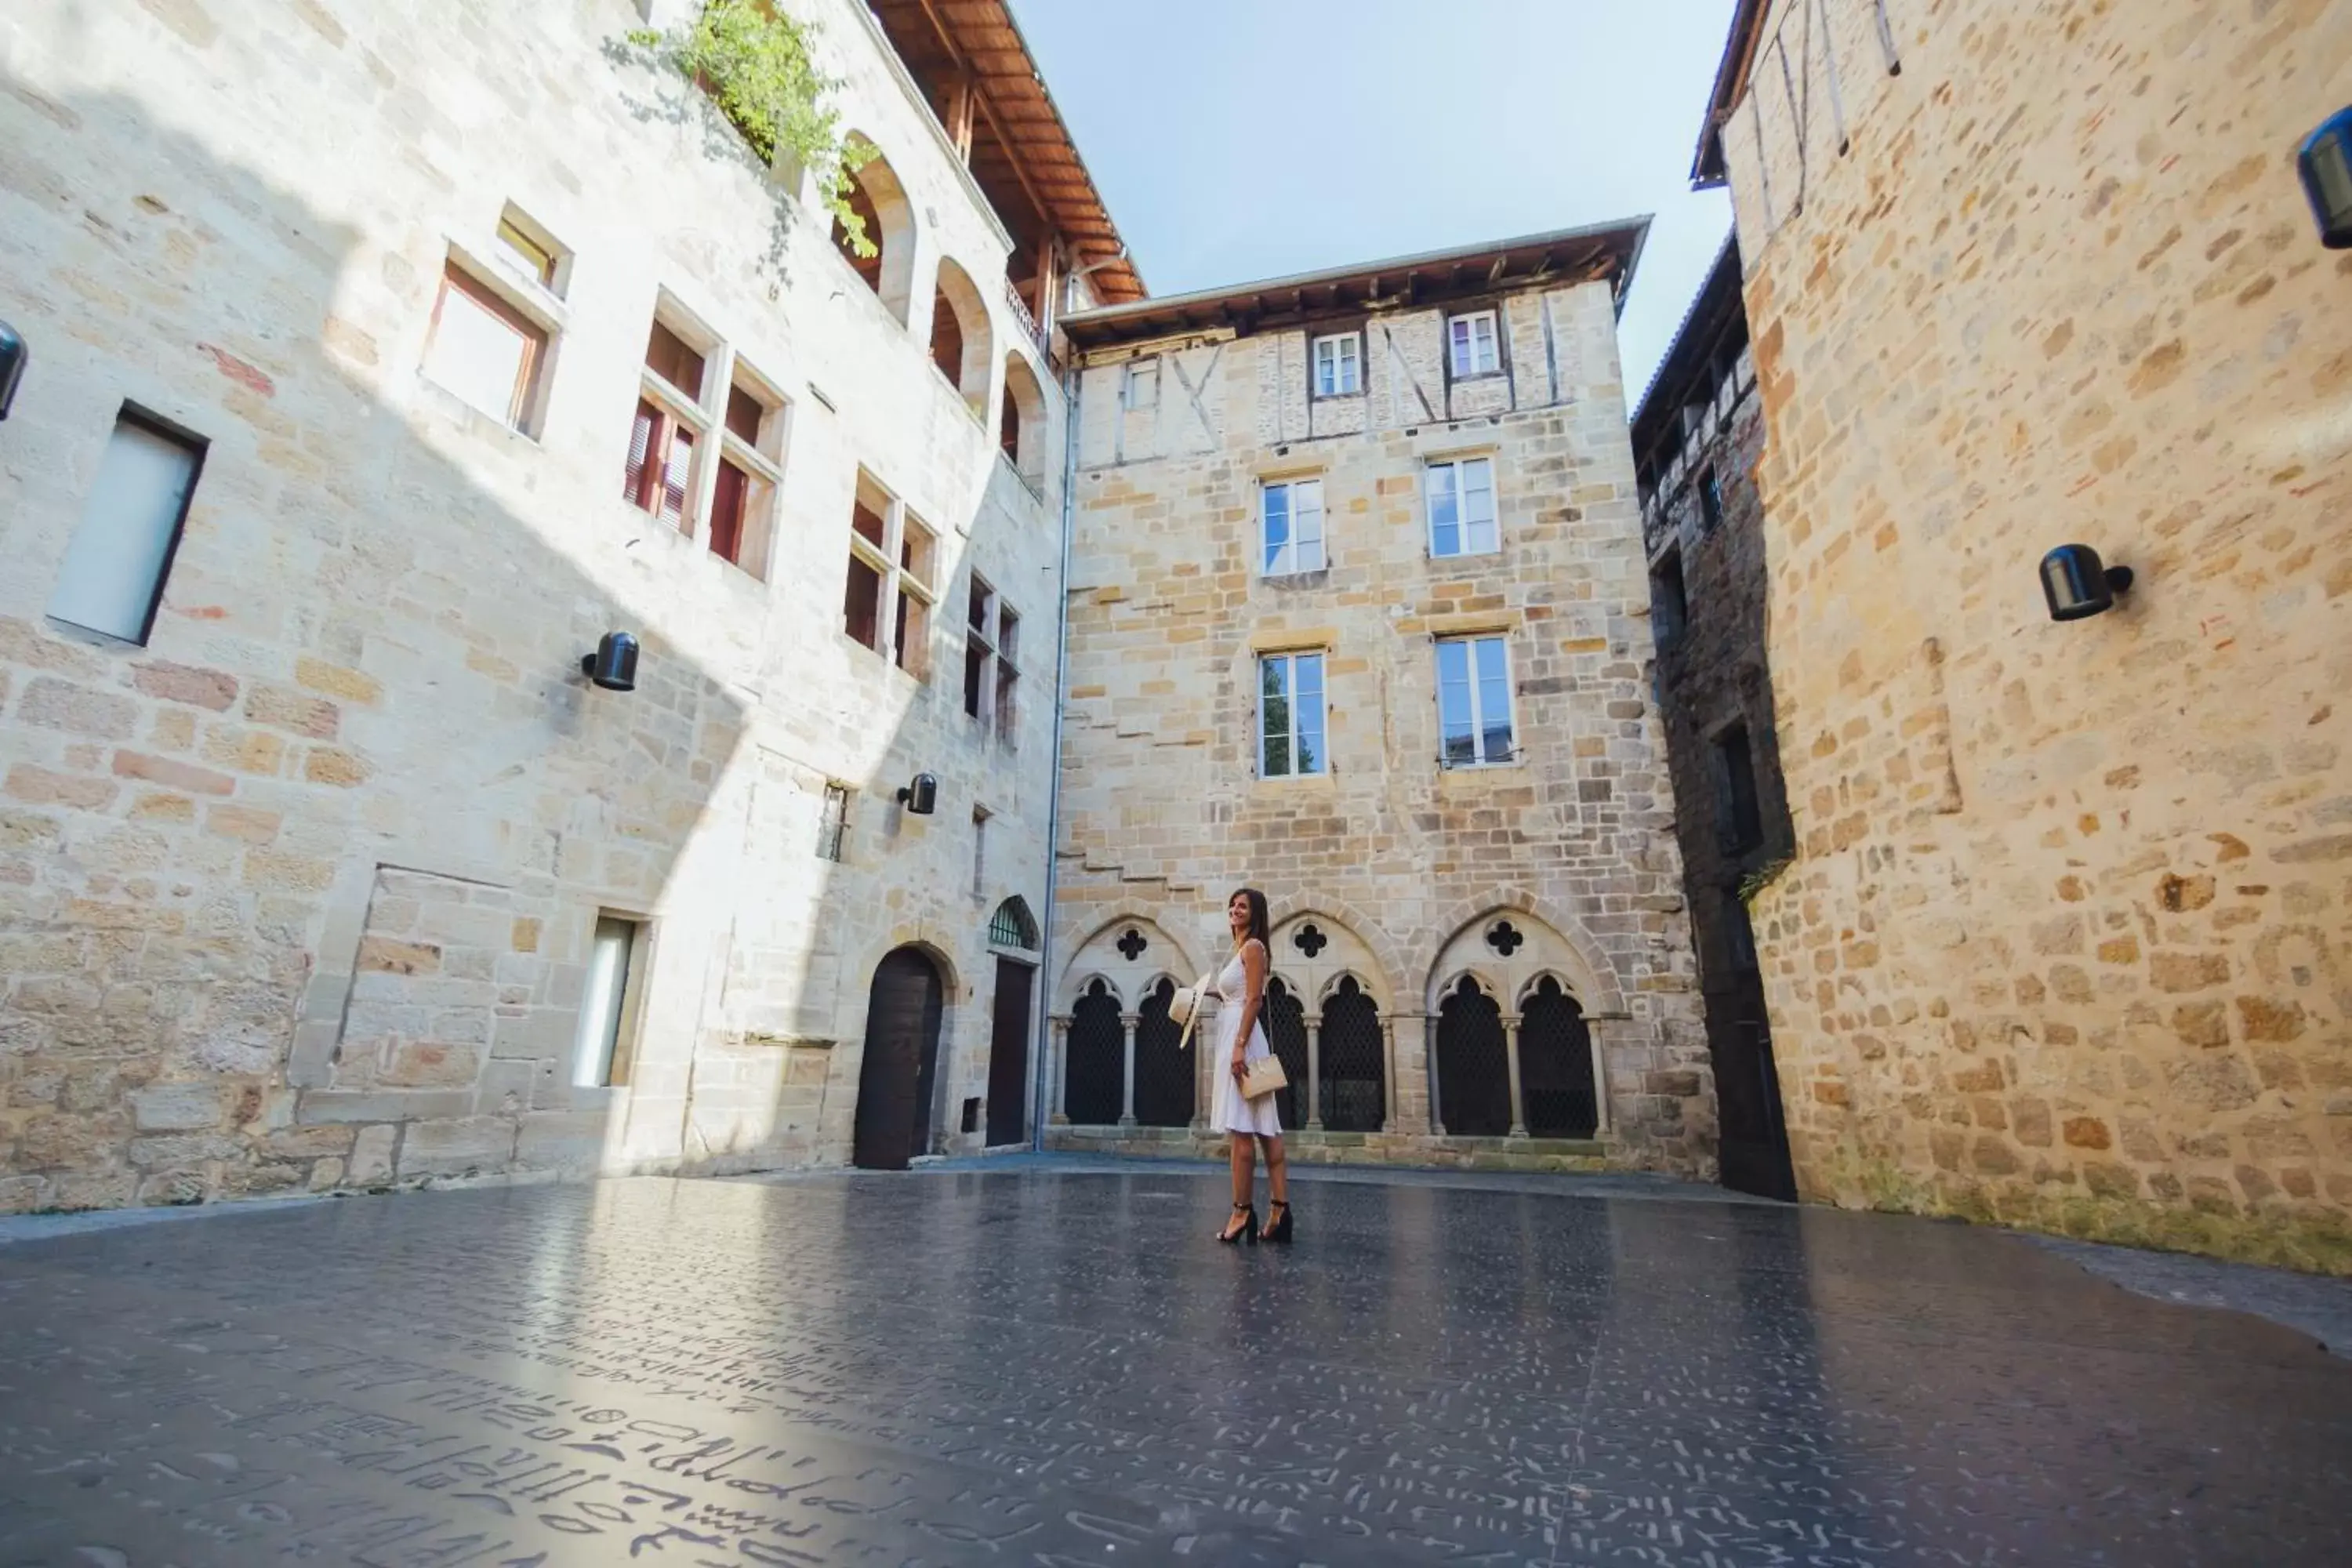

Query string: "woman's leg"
[1229, 1133, 1254, 1210]
[1262, 1133, 1287, 1207]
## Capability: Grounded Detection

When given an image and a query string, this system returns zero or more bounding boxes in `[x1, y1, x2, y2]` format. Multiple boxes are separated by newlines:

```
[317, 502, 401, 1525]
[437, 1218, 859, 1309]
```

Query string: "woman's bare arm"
[1232, 938, 1269, 1062]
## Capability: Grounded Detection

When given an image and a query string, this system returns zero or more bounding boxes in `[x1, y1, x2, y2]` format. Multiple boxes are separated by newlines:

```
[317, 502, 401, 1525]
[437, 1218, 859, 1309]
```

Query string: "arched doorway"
[1319, 975, 1385, 1132]
[1064, 977, 1123, 1126]
[852, 947, 945, 1170]
[1435, 976, 1510, 1136]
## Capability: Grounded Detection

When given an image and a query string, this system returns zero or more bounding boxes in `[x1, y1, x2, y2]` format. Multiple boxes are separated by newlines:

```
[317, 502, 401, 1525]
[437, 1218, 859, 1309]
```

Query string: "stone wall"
[1053, 278, 1714, 1176]
[1639, 303, 1795, 1197]
[0, 0, 1064, 1210]
[1713, 0, 2352, 1269]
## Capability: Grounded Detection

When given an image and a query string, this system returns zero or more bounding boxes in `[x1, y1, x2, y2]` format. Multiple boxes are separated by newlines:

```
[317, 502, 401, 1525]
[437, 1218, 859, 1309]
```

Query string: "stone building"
[1697, 0, 2352, 1268]
[1632, 236, 1795, 1200]
[0, 0, 1138, 1209]
[1045, 225, 1718, 1178]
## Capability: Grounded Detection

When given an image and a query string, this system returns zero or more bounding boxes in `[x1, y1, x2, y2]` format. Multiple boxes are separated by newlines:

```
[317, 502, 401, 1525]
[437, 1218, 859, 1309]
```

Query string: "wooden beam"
[946, 68, 977, 162]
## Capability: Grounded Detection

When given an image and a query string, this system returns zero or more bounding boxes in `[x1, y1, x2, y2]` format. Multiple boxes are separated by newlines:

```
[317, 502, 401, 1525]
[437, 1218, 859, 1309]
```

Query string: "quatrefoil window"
[1485, 920, 1524, 957]
[1116, 928, 1148, 961]
[1292, 923, 1328, 958]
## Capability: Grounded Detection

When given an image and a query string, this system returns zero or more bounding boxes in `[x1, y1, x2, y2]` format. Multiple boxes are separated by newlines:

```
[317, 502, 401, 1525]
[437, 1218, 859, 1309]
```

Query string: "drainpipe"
[1032, 348, 1084, 1152]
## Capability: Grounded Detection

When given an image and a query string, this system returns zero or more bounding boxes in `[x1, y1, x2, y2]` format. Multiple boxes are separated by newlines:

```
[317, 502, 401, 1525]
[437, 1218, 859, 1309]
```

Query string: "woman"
[1208, 887, 1293, 1244]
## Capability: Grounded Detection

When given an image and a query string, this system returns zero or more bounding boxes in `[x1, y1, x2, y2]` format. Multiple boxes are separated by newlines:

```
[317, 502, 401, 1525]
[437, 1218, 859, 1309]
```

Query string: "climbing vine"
[626, 0, 876, 255]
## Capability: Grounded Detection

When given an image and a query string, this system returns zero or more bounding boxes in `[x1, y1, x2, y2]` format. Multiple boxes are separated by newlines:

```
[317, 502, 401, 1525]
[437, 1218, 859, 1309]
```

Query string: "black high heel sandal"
[1261, 1199, 1294, 1245]
[1216, 1202, 1258, 1244]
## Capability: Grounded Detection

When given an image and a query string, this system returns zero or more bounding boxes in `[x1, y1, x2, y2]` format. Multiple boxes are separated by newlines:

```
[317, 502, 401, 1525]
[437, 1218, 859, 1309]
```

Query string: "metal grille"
[1262, 978, 1310, 1131]
[1318, 977, 1385, 1132]
[1064, 978, 1123, 1126]
[1132, 978, 1193, 1128]
[1436, 977, 1510, 1137]
[1520, 977, 1597, 1138]
[988, 896, 1038, 951]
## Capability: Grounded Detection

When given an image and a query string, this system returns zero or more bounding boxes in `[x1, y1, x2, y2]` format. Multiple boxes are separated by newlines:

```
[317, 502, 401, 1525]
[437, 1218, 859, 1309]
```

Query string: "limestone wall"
[0, 0, 1062, 1209]
[1715, 0, 2352, 1268]
[1054, 281, 1714, 1174]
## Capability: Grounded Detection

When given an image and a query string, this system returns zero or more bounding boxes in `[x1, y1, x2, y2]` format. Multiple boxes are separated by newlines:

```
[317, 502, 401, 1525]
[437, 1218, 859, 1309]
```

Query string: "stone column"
[1304, 1018, 1323, 1131]
[1592, 1020, 1616, 1137]
[1119, 1013, 1138, 1129]
[1381, 1015, 1399, 1132]
[1397, 1011, 1436, 1137]
[1504, 1014, 1528, 1138]
[1049, 1016, 1069, 1125]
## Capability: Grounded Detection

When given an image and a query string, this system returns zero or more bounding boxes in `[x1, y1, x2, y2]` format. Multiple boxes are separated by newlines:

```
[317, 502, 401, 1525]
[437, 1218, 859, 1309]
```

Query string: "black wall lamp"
[896, 773, 938, 815]
[2040, 544, 2134, 622]
[582, 631, 639, 691]
[0, 319, 26, 422]
[2299, 107, 2352, 249]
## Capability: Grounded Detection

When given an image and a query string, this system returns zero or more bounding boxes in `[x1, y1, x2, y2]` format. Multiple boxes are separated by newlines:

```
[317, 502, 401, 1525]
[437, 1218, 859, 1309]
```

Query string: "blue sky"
[1007, 0, 1738, 412]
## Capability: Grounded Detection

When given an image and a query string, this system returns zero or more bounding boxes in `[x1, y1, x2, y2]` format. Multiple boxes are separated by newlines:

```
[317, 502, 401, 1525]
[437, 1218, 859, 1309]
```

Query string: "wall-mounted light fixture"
[896, 773, 938, 815]
[2299, 107, 2352, 249]
[2040, 544, 2134, 622]
[0, 319, 26, 422]
[581, 631, 639, 691]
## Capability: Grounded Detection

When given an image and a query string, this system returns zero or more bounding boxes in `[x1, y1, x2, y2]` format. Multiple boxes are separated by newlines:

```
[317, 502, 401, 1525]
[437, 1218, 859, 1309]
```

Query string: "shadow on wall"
[0, 82, 748, 1210]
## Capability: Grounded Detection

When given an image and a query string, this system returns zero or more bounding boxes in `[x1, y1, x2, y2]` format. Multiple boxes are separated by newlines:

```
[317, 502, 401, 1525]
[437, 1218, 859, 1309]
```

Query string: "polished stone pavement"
[1, 1169, 2348, 1566]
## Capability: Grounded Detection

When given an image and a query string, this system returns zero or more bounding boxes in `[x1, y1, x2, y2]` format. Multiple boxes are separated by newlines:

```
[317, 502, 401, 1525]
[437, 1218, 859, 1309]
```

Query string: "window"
[708, 365, 783, 574]
[1258, 651, 1328, 779]
[572, 914, 648, 1088]
[1123, 359, 1158, 410]
[1651, 548, 1687, 648]
[1312, 332, 1361, 397]
[1436, 636, 1514, 768]
[495, 212, 562, 289]
[623, 315, 710, 532]
[47, 407, 205, 647]
[1425, 456, 1498, 557]
[1448, 310, 1500, 376]
[423, 263, 550, 432]
[816, 783, 851, 861]
[1699, 466, 1725, 532]
[1717, 724, 1764, 851]
[843, 477, 934, 673]
[971, 807, 990, 898]
[1260, 478, 1326, 576]
[964, 576, 1022, 746]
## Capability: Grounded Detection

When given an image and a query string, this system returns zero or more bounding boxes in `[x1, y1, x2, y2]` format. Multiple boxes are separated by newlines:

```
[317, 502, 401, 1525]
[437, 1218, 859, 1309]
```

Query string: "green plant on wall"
[626, 0, 877, 256]
[1737, 856, 1792, 906]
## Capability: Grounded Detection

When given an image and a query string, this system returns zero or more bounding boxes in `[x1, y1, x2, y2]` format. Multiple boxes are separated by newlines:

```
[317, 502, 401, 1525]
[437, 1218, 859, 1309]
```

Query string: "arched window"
[930, 257, 993, 419]
[988, 896, 1039, 952]
[1001, 354, 1046, 482]
[830, 139, 915, 325]
[1519, 977, 1596, 1138]
[1436, 976, 1509, 1137]
[1318, 975, 1385, 1132]
[1133, 978, 1192, 1128]
[1261, 976, 1311, 1131]
[1065, 978, 1123, 1126]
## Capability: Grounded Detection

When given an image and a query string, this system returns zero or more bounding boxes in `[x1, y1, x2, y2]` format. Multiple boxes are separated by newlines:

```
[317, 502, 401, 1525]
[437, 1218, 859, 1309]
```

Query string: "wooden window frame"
[1447, 310, 1501, 378]
[1425, 455, 1500, 559]
[1312, 331, 1362, 398]
[1257, 649, 1330, 779]
[423, 261, 553, 434]
[963, 574, 1022, 749]
[845, 477, 935, 677]
[1260, 477, 1327, 577]
[1436, 633, 1516, 769]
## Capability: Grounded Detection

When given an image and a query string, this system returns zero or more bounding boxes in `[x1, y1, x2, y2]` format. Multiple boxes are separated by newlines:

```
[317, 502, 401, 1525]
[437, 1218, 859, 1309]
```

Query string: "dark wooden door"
[984, 957, 1033, 1147]
[853, 948, 944, 1170]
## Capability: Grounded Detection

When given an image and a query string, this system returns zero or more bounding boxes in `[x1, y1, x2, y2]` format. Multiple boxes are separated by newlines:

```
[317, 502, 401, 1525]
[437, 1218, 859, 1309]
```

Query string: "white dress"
[1207, 942, 1283, 1138]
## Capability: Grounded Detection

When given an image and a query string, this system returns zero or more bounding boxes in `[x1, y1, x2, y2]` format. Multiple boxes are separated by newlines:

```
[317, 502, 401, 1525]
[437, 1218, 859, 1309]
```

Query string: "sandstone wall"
[0, 0, 1062, 1210]
[1054, 280, 1714, 1175]
[1716, 0, 2352, 1268]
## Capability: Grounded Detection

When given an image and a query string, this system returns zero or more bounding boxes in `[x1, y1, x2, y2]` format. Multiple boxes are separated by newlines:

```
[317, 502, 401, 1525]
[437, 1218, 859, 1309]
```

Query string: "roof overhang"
[866, 0, 1143, 303]
[1058, 216, 1653, 352]
[1692, 0, 1770, 188]
[1630, 234, 1745, 463]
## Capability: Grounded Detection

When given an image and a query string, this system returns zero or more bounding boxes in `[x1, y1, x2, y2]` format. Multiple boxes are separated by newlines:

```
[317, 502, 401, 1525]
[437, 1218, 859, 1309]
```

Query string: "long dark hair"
[1229, 887, 1270, 949]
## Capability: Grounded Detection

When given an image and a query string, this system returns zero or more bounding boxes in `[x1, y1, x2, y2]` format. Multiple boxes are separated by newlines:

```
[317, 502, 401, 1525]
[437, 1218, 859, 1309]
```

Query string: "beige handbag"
[1171, 964, 1288, 1100]
[1238, 1053, 1289, 1102]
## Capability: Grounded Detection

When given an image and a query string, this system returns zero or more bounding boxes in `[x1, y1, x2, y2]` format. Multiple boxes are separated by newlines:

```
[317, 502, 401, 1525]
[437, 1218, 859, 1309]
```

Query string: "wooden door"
[984, 957, 1033, 1147]
[852, 948, 944, 1170]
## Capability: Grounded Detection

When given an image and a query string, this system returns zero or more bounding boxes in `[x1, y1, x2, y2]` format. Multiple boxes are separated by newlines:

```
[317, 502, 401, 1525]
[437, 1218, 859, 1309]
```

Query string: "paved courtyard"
[2, 1166, 2349, 1566]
